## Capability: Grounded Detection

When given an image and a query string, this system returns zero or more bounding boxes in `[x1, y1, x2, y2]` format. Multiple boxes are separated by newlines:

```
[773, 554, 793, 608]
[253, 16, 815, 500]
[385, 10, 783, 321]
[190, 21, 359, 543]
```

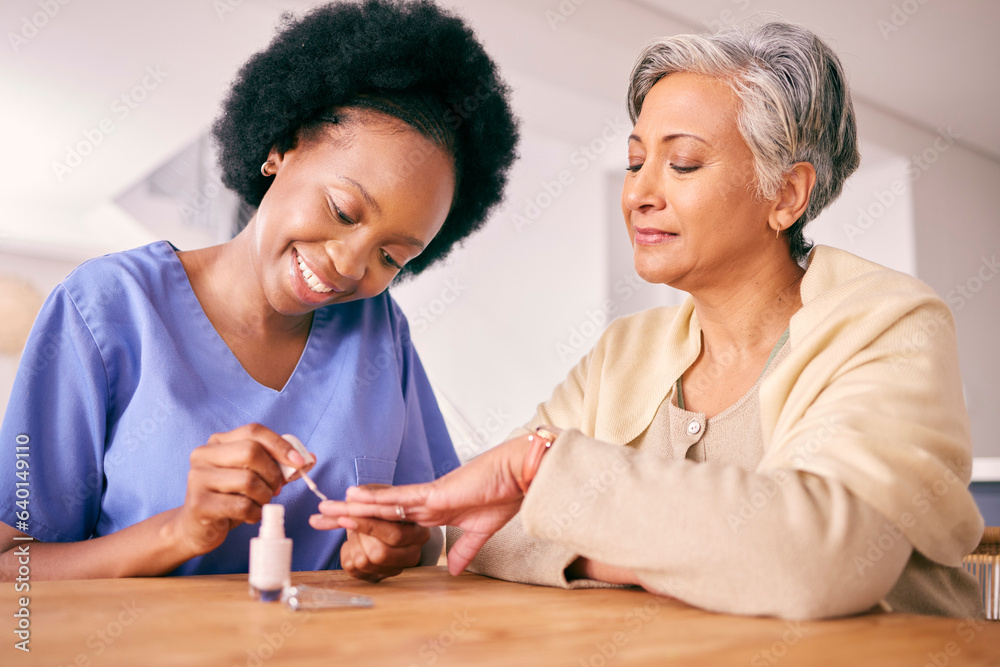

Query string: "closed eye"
[330, 199, 355, 225]
[670, 164, 699, 174]
[381, 250, 402, 271]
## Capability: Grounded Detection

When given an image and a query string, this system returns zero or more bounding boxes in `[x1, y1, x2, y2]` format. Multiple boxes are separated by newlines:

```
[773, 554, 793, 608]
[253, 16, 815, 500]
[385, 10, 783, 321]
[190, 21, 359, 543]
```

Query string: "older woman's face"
[622, 72, 774, 291]
[252, 111, 455, 315]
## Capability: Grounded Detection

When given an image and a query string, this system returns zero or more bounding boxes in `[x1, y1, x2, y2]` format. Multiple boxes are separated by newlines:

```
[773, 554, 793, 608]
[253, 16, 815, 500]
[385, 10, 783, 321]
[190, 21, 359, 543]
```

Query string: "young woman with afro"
[0, 0, 518, 582]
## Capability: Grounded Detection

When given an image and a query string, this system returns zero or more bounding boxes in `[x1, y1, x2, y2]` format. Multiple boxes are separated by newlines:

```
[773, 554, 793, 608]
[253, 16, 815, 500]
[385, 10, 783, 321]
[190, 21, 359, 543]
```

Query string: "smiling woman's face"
[250, 110, 456, 316]
[622, 72, 776, 292]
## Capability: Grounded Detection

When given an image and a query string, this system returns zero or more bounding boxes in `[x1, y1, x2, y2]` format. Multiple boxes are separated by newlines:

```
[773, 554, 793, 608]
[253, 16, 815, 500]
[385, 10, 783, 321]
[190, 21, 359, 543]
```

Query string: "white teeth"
[296, 255, 333, 293]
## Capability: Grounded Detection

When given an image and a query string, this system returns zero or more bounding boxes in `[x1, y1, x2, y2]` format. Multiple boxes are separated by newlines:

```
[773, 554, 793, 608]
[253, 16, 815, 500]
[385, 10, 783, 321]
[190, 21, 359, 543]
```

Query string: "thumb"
[446, 531, 492, 576]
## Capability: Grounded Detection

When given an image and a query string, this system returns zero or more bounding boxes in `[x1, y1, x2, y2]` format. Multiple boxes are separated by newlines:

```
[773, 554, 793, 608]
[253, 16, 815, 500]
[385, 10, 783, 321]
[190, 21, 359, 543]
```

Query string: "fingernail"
[288, 450, 305, 467]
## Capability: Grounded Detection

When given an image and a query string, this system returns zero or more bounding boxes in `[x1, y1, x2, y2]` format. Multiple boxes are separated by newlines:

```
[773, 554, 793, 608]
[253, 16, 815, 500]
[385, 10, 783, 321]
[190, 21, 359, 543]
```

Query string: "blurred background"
[1, 0, 998, 519]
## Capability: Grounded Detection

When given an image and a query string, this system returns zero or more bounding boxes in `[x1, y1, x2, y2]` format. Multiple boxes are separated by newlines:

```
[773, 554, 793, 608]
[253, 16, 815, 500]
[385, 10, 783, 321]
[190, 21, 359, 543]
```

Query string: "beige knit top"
[452, 247, 985, 620]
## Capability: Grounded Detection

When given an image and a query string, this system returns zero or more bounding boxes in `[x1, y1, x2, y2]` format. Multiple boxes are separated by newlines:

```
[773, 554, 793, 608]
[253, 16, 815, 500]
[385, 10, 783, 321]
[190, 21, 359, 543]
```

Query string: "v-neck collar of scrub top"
[163, 241, 333, 399]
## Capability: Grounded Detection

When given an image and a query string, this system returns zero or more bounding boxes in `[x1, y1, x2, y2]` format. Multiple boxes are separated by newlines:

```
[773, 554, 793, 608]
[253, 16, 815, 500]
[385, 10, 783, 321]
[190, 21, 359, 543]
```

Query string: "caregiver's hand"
[311, 484, 431, 583]
[313, 434, 536, 575]
[169, 423, 313, 557]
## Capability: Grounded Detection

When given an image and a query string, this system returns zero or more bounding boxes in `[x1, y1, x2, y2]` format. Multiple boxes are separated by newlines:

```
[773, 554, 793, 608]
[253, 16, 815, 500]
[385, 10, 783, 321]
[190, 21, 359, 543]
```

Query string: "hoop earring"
[261, 160, 275, 177]
[775, 225, 781, 240]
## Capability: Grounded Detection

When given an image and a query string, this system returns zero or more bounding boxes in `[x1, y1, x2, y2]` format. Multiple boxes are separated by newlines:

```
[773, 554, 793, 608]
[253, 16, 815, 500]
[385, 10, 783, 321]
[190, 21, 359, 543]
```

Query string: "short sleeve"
[0, 285, 109, 543]
[389, 309, 459, 485]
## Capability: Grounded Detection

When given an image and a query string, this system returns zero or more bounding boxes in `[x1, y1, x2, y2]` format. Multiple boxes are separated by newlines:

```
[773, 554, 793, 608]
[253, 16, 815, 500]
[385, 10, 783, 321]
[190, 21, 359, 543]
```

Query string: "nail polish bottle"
[249, 504, 292, 601]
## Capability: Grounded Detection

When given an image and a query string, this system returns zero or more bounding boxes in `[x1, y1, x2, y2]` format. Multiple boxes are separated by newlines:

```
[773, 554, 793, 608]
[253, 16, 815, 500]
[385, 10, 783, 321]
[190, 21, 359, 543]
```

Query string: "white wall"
[390, 74, 623, 457]
[865, 114, 1000, 460]
[809, 153, 917, 277]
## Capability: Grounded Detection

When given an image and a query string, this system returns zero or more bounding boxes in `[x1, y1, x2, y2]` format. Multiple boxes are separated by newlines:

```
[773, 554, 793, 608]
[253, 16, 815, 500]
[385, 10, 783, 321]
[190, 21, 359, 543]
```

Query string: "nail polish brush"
[280, 434, 328, 502]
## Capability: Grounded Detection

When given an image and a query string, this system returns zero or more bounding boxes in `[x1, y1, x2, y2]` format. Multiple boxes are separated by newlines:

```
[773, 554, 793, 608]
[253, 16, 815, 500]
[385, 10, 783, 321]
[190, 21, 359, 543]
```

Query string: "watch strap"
[517, 427, 558, 494]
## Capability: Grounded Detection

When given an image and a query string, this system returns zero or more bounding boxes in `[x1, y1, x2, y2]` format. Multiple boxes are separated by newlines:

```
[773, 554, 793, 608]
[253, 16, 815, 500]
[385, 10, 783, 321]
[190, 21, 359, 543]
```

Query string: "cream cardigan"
[458, 245, 984, 618]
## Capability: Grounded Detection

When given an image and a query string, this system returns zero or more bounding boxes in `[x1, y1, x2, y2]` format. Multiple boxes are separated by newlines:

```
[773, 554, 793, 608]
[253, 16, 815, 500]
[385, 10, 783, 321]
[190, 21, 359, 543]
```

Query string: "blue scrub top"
[0, 241, 459, 575]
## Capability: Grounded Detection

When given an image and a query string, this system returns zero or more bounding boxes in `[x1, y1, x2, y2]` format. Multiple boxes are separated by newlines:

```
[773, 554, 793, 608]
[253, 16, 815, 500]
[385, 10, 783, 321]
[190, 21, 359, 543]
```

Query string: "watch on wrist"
[517, 426, 559, 494]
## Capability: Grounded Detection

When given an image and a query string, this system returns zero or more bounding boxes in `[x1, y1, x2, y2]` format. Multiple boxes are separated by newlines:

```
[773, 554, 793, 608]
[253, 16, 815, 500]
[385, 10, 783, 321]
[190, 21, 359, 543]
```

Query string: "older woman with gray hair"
[313, 22, 985, 619]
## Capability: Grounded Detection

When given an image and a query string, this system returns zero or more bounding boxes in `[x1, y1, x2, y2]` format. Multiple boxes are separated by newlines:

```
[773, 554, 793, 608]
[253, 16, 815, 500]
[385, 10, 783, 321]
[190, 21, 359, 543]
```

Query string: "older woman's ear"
[770, 162, 817, 236]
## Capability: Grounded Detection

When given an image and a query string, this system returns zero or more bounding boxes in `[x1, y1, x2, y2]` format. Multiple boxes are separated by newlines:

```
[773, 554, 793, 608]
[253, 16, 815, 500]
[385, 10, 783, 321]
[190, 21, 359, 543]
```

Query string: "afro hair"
[211, 0, 519, 277]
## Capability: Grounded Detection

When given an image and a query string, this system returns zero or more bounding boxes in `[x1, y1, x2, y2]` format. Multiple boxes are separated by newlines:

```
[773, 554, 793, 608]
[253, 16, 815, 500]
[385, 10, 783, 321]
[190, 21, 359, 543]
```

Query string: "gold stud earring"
[261, 160, 275, 177]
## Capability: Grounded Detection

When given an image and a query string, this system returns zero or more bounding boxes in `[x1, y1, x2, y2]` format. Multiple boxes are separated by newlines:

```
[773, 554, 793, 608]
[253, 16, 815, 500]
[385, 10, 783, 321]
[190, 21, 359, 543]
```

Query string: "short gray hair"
[627, 22, 860, 261]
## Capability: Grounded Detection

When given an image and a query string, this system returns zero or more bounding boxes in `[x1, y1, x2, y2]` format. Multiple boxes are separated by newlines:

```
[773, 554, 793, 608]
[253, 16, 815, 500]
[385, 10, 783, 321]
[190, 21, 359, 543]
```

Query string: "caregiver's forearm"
[519, 431, 912, 619]
[0, 509, 202, 581]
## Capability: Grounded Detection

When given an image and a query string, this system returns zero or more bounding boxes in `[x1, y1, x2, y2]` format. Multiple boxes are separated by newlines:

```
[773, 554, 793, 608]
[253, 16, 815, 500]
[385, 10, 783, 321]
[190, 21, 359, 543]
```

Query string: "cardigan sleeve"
[518, 431, 914, 619]
[449, 516, 623, 590]
[761, 300, 983, 567]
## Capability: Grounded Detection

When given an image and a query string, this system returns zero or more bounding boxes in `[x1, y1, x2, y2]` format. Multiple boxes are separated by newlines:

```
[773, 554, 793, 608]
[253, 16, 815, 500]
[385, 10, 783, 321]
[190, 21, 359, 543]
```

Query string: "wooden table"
[3, 566, 998, 666]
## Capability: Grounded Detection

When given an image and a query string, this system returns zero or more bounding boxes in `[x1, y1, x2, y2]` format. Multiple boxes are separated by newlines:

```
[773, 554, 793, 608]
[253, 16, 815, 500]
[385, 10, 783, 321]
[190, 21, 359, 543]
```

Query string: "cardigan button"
[687, 420, 702, 435]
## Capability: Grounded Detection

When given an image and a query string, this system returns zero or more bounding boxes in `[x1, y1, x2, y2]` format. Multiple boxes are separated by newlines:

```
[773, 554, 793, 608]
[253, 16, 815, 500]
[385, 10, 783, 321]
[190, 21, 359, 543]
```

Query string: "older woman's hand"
[312, 435, 535, 575]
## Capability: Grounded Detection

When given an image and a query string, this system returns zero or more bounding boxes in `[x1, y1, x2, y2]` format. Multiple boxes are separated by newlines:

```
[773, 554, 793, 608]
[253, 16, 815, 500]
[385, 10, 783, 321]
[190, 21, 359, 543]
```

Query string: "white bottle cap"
[259, 504, 286, 540]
